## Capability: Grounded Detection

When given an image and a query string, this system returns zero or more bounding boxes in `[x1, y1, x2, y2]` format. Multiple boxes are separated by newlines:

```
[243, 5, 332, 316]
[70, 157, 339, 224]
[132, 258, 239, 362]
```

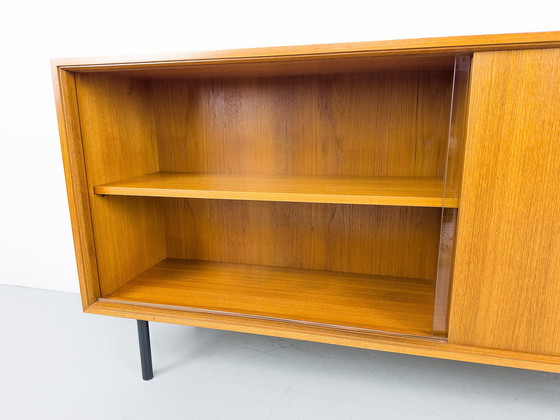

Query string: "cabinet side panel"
[53, 69, 101, 307]
[75, 73, 166, 296]
[165, 199, 441, 280]
[448, 49, 560, 355]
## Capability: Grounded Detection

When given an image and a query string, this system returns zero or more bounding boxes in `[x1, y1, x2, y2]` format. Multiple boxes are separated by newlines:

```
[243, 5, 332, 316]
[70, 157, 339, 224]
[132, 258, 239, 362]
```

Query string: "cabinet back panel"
[153, 70, 453, 177]
[75, 73, 167, 295]
[165, 199, 441, 280]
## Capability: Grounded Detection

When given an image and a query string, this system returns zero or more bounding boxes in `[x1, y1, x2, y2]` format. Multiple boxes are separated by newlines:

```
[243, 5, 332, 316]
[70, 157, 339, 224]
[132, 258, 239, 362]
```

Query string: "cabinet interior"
[71, 53, 468, 339]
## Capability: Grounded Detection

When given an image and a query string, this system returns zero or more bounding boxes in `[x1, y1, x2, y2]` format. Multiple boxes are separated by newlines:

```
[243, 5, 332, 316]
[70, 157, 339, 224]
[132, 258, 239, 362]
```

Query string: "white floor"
[1, 285, 559, 420]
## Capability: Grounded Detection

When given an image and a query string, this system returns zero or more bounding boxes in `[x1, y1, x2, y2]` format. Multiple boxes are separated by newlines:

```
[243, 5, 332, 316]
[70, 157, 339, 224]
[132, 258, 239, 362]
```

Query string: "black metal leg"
[137, 320, 153, 380]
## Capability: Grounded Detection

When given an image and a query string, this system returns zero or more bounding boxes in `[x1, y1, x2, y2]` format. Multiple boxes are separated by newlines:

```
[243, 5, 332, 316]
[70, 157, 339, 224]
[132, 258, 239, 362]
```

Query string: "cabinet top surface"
[52, 31, 560, 70]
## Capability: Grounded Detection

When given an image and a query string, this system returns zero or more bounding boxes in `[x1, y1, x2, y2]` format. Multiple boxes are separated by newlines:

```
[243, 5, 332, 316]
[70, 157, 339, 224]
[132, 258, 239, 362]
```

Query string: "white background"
[0, 0, 558, 293]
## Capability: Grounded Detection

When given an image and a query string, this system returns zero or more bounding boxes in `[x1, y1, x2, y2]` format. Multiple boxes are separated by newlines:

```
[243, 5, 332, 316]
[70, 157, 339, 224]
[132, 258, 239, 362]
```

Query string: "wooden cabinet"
[52, 32, 560, 377]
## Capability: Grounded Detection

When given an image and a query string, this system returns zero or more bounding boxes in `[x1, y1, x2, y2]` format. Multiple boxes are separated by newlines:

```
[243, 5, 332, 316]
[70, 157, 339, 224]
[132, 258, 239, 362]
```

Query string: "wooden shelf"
[94, 172, 458, 208]
[102, 259, 436, 337]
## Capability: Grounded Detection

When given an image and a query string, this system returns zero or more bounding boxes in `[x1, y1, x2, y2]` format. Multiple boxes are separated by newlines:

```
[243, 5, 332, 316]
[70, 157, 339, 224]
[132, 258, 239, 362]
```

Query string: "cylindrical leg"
[137, 320, 153, 380]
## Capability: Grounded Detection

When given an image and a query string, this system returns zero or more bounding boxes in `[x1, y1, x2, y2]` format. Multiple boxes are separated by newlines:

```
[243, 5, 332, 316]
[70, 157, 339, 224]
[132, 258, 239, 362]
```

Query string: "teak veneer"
[94, 172, 459, 208]
[53, 31, 560, 379]
[102, 259, 436, 337]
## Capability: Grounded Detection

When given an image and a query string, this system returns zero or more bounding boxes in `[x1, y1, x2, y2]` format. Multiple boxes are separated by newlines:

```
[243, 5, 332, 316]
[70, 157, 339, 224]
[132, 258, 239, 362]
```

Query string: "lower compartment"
[101, 258, 437, 337]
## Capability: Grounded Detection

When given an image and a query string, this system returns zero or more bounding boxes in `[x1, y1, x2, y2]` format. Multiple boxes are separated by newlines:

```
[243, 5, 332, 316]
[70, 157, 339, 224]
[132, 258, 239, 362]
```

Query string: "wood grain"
[52, 69, 101, 308]
[448, 49, 560, 356]
[75, 73, 166, 295]
[164, 200, 441, 280]
[94, 172, 458, 208]
[153, 71, 453, 178]
[103, 258, 436, 337]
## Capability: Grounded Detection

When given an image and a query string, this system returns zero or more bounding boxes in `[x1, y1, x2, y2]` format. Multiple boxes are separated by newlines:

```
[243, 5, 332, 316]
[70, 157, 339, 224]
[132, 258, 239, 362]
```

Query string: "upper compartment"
[74, 54, 458, 208]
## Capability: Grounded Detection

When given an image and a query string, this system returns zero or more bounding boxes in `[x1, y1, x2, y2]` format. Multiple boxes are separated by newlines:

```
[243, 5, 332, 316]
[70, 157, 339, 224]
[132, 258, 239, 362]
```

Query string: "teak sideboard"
[52, 32, 560, 379]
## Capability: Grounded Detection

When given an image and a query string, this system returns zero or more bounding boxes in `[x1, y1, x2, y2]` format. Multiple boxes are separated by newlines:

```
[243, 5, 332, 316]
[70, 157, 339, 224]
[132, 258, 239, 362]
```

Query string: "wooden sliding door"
[448, 49, 560, 355]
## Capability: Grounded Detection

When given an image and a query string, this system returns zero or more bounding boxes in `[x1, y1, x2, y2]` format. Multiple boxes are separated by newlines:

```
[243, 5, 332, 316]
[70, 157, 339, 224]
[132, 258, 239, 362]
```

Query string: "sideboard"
[52, 31, 560, 379]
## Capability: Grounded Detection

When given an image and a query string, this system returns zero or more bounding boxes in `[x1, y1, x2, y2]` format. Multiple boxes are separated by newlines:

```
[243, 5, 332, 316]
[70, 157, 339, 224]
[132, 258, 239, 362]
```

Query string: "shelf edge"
[93, 185, 459, 208]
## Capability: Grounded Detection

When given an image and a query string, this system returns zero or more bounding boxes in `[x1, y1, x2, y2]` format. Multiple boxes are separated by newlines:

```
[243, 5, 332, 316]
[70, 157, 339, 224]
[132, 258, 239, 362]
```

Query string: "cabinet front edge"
[86, 300, 560, 374]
